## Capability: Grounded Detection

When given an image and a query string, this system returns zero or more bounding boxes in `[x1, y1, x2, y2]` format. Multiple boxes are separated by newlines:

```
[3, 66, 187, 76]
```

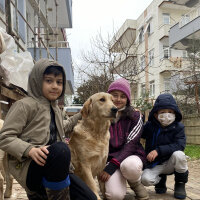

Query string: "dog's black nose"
[111, 107, 118, 113]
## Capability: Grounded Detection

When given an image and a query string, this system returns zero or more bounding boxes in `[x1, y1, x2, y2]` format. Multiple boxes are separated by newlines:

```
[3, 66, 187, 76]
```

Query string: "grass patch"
[184, 145, 200, 159]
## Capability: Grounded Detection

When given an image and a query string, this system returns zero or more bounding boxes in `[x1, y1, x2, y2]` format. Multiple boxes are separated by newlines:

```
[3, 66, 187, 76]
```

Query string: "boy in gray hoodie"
[0, 58, 97, 200]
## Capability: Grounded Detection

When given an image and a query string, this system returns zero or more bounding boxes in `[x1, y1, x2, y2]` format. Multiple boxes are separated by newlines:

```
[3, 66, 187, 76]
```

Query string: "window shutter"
[0, 0, 5, 13]
[18, 0, 26, 42]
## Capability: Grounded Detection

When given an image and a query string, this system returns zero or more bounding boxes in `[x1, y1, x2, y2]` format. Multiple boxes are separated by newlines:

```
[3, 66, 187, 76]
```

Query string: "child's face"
[157, 109, 175, 115]
[110, 90, 127, 109]
[154, 108, 175, 119]
[42, 73, 63, 101]
[154, 108, 175, 126]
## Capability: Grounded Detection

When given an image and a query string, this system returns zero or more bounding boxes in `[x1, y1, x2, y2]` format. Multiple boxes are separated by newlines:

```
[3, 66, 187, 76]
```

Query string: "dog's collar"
[112, 107, 124, 123]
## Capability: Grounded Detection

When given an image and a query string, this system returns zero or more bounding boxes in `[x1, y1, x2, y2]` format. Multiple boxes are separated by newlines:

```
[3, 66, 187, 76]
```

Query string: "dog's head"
[81, 92, 118, 119]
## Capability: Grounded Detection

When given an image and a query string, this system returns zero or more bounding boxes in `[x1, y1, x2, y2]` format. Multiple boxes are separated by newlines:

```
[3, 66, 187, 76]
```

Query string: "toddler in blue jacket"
[141, 93, 188, 199]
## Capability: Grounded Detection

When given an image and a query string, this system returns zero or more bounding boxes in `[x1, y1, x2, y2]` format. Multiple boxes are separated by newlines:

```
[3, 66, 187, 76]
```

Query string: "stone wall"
[182, 114, 200, 145]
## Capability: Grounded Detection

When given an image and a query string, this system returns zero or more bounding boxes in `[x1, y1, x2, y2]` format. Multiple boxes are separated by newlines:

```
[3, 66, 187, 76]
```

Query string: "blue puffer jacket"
[142, 93, 186, 169]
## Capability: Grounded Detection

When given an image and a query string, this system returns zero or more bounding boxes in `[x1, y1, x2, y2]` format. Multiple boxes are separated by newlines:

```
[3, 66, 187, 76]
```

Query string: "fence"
[182, 114, 200, 145]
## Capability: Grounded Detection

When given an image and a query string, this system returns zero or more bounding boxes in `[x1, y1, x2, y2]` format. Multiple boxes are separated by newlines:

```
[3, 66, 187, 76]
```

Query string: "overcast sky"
[66, 0, 153, 66]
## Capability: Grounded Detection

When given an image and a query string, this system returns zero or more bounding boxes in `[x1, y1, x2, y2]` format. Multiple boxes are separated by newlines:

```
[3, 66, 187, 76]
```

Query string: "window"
[148, 49, 154, 67]
[11, 0, 26, 42]
[18, 0, 26, 42]
[141, 84, 146, 96]
[147, 21, 153, 35]
[163, 46, 171, 58]
[140, 55, 145, 70]
[182, 50, 188, 58]
[149, 81, 155, 97]
[134, 91, 137, 100]
[139, 27, 144, 43]
[133, 91, 137, 104]
[0, 0, 5, 13]
[164, 78, 171, 93]
[163, 13, 170, 25]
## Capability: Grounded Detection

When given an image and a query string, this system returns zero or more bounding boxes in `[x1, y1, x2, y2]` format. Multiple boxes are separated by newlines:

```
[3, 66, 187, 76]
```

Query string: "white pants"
[105, 155, 143, 200]
[141, 151, 188, 186]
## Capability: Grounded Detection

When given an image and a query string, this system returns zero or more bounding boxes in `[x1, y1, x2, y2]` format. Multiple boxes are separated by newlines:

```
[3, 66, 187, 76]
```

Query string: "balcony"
[169, 6, 200, 49]
[159, 1, 190, 10]
[159, 56, 190, 74]
[158, 24, 171, 41]
[28, 0, 72, 29]
[28, 47, 74, 94]
[172, 0, 200, 7]
[113, 54, 137, 76]
[110, 19, 136, 53]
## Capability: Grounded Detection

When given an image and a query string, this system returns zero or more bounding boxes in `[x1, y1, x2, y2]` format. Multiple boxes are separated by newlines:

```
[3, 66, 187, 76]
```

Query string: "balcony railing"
[179, 6, 200, 27]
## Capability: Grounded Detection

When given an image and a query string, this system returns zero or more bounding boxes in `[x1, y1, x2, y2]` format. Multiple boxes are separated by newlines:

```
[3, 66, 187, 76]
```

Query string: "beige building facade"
[110, 0, 200, 105]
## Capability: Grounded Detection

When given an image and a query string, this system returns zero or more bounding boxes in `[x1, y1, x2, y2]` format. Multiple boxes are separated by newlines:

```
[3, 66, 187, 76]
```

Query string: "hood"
[27, 58, 66, 100]
[148, 93, 182, 122]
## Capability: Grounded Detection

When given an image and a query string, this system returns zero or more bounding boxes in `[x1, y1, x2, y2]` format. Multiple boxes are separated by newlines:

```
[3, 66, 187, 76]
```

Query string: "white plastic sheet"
[0, 27, 34, 91]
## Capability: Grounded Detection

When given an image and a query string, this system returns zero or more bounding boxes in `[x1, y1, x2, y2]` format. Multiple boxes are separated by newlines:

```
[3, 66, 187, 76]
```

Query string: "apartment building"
[110, 0, 200, 104]
[0, 0, 74, 95]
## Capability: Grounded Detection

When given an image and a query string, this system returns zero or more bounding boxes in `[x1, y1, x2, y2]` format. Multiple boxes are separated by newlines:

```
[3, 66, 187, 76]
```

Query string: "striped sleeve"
[127, 114, 143, 144]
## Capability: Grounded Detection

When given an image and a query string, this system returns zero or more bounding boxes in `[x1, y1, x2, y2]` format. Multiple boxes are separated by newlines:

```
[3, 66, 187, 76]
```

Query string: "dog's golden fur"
[69, 92, 117, 200]
[0, 119, 13, 200]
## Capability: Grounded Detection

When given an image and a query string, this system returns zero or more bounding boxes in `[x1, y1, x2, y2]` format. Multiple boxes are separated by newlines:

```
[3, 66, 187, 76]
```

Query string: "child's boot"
[128, 180, 149, 200]
[43, 176, 71, 200]
[155, 174, 167, 194]
[26, 187, 48, 200]
[45, 187, 70, 200]
[174, 170, 188, 199]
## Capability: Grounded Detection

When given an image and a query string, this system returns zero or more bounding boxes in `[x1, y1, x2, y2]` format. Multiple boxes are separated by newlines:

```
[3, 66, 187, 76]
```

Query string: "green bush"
[184, 145, 200, 159]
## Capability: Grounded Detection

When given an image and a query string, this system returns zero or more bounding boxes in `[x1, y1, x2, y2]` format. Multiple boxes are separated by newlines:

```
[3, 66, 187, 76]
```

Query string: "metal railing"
[179, 5, 200, 27]
[0, 0, 68, 61]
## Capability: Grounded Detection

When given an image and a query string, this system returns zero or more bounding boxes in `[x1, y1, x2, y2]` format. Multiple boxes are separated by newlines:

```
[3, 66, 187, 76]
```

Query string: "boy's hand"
[28, 146, 49, 166]
[147, 150, 158, 162]
[99, 171, 111, 182]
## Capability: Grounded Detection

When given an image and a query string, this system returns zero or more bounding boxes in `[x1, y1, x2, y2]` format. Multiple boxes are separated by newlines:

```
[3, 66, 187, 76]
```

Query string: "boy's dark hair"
[43, 65, 64, 77]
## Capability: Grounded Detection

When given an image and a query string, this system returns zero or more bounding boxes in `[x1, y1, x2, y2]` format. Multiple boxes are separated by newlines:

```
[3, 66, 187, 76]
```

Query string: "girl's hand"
[147, 150, 158, 162]
[99, 171, 111, 182]
[28, 146, 49, 166]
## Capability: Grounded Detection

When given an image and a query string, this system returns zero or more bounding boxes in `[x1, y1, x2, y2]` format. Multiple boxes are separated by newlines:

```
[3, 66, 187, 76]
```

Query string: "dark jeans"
[26, 142, 97, 200]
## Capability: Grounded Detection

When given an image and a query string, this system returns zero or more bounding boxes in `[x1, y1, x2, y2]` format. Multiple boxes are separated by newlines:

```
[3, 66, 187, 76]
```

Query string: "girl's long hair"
[120, 104, 136, 121]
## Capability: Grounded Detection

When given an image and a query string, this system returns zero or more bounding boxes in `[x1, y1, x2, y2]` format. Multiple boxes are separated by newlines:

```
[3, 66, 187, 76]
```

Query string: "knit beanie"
[107, 78, 131, 102]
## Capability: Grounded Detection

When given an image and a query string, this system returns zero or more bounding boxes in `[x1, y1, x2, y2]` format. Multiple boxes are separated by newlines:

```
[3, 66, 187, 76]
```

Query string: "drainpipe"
[55, 0, 58, 61]
[38, 0, 42, 59]
[144, 9, 149, 94]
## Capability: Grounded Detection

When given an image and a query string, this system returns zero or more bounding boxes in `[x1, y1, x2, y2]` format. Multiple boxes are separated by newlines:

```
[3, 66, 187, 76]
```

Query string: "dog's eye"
[100, 98, 105, 102]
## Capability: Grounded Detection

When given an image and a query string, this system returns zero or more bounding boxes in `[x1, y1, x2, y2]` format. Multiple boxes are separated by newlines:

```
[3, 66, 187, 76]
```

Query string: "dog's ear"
[81, 98, 92, 118]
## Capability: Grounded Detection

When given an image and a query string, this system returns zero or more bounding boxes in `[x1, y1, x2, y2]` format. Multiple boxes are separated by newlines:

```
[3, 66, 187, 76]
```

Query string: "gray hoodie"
[0, 58, 80, 189]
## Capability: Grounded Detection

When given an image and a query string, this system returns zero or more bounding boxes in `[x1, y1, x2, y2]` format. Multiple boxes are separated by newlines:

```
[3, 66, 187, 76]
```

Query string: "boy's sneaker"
[155, 174, 167, 194]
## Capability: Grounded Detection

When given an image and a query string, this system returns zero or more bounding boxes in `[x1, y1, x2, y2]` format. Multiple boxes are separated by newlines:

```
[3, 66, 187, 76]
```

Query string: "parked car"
[64, 105, 83, 117]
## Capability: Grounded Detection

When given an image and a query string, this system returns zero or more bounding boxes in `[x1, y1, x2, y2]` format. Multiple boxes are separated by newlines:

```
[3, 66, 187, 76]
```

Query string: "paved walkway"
[3, 159, 200, 200]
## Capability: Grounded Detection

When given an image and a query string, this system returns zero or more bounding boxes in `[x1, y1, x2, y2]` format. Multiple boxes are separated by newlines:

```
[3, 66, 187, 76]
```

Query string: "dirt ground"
[3, 159, 200, 200]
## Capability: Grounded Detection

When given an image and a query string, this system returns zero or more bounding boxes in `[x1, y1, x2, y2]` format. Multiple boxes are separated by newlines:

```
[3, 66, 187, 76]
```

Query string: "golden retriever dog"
[0, 119, 13, 200]
[69, 92, 118, 200]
